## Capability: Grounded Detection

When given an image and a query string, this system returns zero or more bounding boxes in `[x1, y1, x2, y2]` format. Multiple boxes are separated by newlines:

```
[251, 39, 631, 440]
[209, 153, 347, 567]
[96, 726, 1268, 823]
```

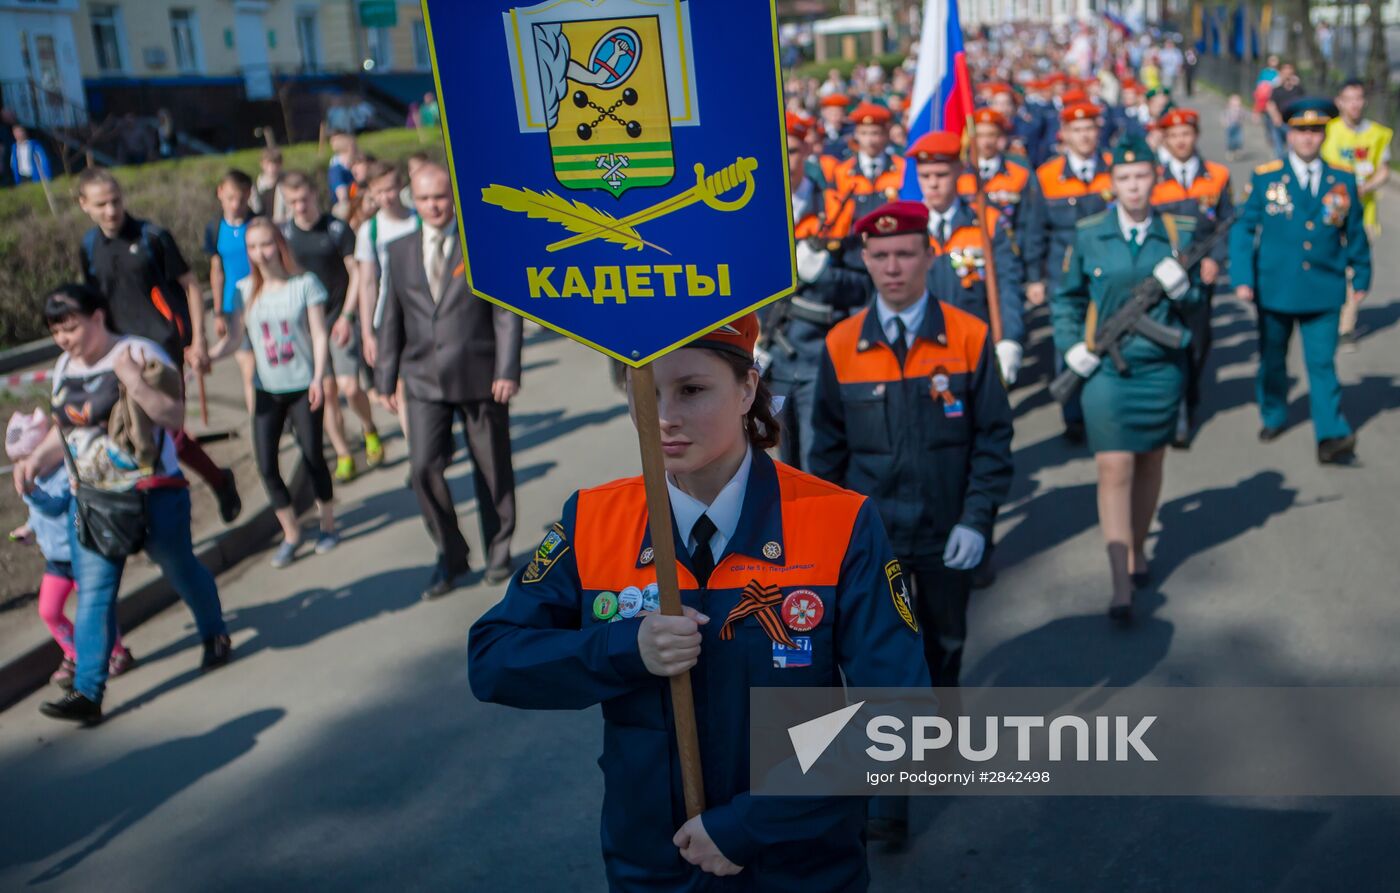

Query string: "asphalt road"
[2, 88, 1399, 891]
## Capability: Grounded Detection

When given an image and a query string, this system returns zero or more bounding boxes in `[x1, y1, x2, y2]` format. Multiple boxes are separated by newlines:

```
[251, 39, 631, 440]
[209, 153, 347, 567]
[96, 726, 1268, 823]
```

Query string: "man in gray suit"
[375, 163, 523, 597]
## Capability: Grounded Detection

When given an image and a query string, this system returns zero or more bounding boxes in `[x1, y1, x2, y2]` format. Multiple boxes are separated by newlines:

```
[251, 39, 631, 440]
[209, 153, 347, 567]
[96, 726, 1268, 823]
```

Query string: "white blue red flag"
[901, 0, 974, 200]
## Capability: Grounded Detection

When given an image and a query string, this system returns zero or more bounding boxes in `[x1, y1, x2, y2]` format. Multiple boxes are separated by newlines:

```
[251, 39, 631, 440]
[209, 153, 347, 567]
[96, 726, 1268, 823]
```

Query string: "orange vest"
[826, 302, 989, 386]
[823, 155, 907, 238]
[1150, 159, 1231, 210]
[795, 212, 822, 240]
[957, 162, 1032, 207]
[1036, 154, 1112, 205]
[928, 206, 1002, 256]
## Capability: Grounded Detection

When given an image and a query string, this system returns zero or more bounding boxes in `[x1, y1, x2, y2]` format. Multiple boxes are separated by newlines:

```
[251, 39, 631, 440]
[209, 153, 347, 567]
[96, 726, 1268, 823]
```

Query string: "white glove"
[1065, 342, 1101, 377]
[1152, 257, 1190, 301]
[795, 240, 831, 284]
[942, 524, 987, 570]
[994, 340, 1023, 385]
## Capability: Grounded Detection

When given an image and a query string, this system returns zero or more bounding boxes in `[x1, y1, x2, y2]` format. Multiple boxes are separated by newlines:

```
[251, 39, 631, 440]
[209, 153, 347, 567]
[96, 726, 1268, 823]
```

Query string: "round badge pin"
[932, 373, 950, 394]
[592, 591, 619, 621]
[641, 583, 661, 613]
[782, 589, 825, 632]
[618, 586, 643, 618]
[763, 541, 782, 560]
[639, 547, 655, 566]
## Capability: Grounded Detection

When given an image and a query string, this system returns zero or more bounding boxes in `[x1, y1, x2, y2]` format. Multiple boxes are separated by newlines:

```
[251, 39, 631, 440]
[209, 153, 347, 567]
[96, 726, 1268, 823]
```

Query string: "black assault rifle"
[1049, 214, 1235, 406]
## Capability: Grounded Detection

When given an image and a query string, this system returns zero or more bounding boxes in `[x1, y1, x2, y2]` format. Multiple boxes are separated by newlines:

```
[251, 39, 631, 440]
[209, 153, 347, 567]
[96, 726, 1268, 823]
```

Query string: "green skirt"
[1082, 353, 1187, 454]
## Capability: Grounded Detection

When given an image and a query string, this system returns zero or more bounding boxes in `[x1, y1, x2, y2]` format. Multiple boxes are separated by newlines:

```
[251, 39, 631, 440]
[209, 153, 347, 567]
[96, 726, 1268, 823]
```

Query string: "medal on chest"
[1264, 180, 1294, 217]
[930, 366, 964, 418]
[1323, 184, 1351, 226]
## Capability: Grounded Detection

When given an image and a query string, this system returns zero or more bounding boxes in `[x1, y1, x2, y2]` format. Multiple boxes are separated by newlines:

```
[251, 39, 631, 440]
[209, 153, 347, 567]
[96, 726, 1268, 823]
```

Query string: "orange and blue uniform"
[1026, 152, 1113, 288]
[925, 200, 1026, 345]
[822, 154, 908, 239]
[958, 155, 1044, 261]
[468, 447, 929, 890]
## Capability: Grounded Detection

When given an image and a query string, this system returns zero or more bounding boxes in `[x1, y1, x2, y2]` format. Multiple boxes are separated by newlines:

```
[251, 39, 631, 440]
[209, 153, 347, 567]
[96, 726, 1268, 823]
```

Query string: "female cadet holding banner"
[1053, 137, 1205, 625]
[468, 315, 929, 891]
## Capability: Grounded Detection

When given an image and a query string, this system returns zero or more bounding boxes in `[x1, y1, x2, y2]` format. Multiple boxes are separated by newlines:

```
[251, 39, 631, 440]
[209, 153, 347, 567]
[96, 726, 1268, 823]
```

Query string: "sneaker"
[40, 690, 102, 725]
[270, 539, 300, 569]
[335, 455, 357, 483]
[108, 647, 137, 677]
[364, 430, 385, 468]
[201, 633, 233, 672]
[50, 657, 76, 689]
[216, 469, 243, 524]
[314, 530, 341, 554]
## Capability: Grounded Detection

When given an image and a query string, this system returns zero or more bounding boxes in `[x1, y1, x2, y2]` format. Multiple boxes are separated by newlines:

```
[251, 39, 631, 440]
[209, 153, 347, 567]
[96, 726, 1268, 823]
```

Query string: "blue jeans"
[71, 486, 227, 702]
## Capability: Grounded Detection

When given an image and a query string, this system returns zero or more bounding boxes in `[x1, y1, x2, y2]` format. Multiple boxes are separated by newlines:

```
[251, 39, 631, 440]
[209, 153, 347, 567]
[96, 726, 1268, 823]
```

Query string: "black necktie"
[891, 317, 909, 369]
[690, 514, 718, 587]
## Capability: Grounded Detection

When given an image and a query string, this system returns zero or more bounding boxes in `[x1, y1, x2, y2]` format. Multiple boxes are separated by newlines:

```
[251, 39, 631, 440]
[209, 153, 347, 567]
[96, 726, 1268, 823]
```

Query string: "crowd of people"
[8, 126, 522, 725]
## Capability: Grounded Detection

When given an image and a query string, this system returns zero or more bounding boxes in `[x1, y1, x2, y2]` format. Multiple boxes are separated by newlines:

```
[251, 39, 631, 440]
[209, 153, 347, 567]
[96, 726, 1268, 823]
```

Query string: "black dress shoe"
[40, 690, 103, 725]
[1317, 434, 1357, 465]
[484, 564, 515, 585]
[1063, 421, 1086, 445]
[201, 634, 233, 672]
[1108, 604, 1134, 626]
[422, 566, 461, 600]
[216, 469, 243, 524]
[866, 817, 908, 845]
[1130, 571, 1151, 590]
[1258, 426, 1285, 443]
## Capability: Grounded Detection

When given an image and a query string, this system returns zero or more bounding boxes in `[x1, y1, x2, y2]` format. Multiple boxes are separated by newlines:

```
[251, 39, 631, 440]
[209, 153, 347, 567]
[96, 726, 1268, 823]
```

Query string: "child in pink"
[6, 409, 135, 687]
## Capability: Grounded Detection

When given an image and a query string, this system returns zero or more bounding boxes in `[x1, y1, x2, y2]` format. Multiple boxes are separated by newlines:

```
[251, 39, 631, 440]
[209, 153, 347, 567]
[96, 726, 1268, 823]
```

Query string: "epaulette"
[1076, 210, 1111, 230]
[1254, 160, 1284, 175]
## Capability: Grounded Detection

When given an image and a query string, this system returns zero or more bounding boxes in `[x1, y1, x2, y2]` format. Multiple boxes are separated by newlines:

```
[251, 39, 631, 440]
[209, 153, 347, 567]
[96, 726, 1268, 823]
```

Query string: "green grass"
[0, 128, 444, 350]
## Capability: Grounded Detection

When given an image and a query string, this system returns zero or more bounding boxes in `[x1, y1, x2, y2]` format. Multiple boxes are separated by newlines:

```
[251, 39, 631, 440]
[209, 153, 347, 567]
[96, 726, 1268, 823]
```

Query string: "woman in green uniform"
[1052, 137, 1204, 623]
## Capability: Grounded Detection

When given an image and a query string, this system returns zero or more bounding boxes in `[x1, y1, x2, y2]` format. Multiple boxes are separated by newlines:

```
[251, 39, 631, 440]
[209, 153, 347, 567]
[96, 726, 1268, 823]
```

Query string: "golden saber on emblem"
[546, 156, 759, 252]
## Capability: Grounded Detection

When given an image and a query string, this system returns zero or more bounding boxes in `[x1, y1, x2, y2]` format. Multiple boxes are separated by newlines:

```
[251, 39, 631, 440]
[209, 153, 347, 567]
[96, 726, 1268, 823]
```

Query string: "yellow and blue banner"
[422, 0, 795, 366]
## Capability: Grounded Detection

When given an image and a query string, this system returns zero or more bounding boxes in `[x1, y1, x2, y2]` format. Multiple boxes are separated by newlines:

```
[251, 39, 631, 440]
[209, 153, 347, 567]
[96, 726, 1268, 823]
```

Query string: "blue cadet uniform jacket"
[1228, 158, 1372, 313]
[810, 300, 1015, 560]
[468, 450, 930, 892]
[925, 199, 1027, 345]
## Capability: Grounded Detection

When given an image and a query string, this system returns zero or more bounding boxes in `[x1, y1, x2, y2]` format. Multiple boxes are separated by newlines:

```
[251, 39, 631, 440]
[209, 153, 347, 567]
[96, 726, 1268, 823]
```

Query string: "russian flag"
[901, 0, 973, 200]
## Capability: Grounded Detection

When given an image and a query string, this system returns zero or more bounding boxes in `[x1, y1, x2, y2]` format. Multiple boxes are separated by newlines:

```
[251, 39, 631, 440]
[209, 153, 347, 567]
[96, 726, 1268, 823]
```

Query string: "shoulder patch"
[521, 522, 569, 584]
[1255, 160, 1284, 175]
[885, 560, 918, 633]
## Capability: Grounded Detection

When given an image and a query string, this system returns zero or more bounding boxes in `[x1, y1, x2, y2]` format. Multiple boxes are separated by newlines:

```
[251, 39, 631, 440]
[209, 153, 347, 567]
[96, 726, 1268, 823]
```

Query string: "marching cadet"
[817, 93, 854, 161]
[1053, 136, 1205, 623]
[811, 200, 1014, 689]
[823, 102, 907, 238]
[984, 81, 1045, 167]
[469, 315, 930, 890]
[1229, 98, 1372, 465]
[1107, 79, 1149, 145]
[765, 112, 875, 470]
[959, 106, 1045, 266]
[1027, 101, 1112, 444]
[1150, 107, 1234, 447]
[907, 130, 1027, 384]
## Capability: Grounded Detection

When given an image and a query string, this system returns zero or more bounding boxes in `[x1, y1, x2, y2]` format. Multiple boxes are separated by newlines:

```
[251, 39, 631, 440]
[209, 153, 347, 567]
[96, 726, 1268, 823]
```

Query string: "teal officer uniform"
[1228, 98, 1371, 449]
[1053, 142, 1205, 454]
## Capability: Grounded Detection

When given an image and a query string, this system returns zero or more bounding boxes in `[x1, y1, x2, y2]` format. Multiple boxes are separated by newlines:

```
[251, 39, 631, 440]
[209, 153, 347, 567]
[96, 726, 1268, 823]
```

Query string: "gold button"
[1302, 242, 1311, 250]
[1302, 261, 1311, 270]
[1305, 221, 1315, 230]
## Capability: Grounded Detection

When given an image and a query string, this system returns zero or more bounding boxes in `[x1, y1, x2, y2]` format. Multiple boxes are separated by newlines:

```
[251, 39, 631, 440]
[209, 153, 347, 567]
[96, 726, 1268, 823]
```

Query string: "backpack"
[80, 221, 189, 343]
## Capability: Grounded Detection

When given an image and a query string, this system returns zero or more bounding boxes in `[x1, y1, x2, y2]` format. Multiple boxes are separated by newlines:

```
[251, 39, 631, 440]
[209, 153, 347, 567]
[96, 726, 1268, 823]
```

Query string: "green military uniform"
[1053, 209, 1203, 453]
[1228, 99, 1372, 448]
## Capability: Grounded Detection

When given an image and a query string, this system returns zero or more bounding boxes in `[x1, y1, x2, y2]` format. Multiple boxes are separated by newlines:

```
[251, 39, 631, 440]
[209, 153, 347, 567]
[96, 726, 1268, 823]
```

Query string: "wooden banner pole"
[630, 362, 706, 819]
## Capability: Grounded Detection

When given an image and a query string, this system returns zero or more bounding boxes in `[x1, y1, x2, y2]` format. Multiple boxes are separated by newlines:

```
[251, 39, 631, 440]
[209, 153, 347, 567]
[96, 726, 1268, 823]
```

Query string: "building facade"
[0, 0, 89, 129]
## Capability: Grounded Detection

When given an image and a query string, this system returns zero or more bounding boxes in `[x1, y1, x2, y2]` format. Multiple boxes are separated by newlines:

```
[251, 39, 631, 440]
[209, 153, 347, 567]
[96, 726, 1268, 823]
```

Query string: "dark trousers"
[903, 552, 972, 688]
[773, 373, 817, 471]
[252, 389, 333, 509]
[407, 396, 516, 575]
[1184, 292, 1215, 417]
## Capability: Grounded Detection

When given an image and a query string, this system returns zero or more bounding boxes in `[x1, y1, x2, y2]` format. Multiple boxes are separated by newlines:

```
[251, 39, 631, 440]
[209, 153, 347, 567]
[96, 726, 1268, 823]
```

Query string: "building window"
[412, 20, 430, 70]
[296, 9, 321, 72]
[365, 26, 392, 70]
[170, 9, 201, 73]
[91, 4, 124, 73]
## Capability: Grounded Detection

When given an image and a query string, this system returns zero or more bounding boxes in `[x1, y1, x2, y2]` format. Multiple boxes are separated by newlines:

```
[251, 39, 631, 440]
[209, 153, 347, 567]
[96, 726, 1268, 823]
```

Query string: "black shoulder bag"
[61, 434, 152, 561]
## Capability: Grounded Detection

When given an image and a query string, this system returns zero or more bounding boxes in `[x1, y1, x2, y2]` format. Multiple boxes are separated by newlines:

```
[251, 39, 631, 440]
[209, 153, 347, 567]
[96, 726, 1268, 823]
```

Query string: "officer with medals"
[811, 200, 1014, 691]
[765, 112, 875, 471]
[1229, 98, 1372, 465]
[823, 103, 908, 239]
[907, 130, 1027, 385]
[1150, 107, 1234, 448]
[958, 106, 1045, 267]
[1054, 136, 1205, 623]
[1026, 101, 1113, 444]
[469, 316, 930, 890]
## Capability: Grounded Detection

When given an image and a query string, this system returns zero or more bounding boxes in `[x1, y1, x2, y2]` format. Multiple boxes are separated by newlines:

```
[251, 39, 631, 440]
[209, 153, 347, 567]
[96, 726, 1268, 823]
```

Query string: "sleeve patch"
[885, 560, 919, 633]
[522, 523, 569, 585]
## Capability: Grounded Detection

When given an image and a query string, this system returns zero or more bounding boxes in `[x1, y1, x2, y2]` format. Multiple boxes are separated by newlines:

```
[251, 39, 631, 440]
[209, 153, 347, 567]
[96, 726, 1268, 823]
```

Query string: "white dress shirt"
[1289, 151, 1322, 196]
[1064, 151, 1096, 182]
[858, 152, 887, 180]
[1169, 156, 1200, 189]
[927, 204, 958, 243]
[1117, 206, 1151, 244]
[875, 292, 929, 347]
[668, 445, 753, 561]
[979, 156, 1001, 181]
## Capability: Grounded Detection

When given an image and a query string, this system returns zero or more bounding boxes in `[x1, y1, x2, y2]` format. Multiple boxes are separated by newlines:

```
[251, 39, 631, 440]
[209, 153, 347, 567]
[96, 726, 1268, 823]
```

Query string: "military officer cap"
[1061, 88, 1089, 106]
[1158, 107, 1199, 130]
[850, 102, 893, 127]
[972, 107, 1010, 131]
[1285, 97, 1339, 129]
[905, 131, 963, 164]
[1110, 135, 1156, 168]
[1060, 101, 1102, 124]
[693, 313, 759, 361]
[821, 93, 851, 110]
[854, 200, 930, 240]
[786, 111, 813, 140]
[1145, 86, 1171, 100]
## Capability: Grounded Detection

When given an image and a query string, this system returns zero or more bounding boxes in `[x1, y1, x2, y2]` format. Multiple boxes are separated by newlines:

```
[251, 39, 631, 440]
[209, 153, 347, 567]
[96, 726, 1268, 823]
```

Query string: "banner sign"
[422, 0, 795, 365]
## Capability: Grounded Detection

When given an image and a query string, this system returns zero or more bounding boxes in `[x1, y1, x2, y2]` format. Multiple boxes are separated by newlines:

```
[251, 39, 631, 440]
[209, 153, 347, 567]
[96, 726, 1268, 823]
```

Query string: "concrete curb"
[0, 466, 312, 712]
[0, 338, 60, 377]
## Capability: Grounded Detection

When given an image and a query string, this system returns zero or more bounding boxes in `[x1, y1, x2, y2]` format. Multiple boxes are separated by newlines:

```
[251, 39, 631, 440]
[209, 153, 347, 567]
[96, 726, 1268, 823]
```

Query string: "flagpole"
[955, 56, 1005, 346]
